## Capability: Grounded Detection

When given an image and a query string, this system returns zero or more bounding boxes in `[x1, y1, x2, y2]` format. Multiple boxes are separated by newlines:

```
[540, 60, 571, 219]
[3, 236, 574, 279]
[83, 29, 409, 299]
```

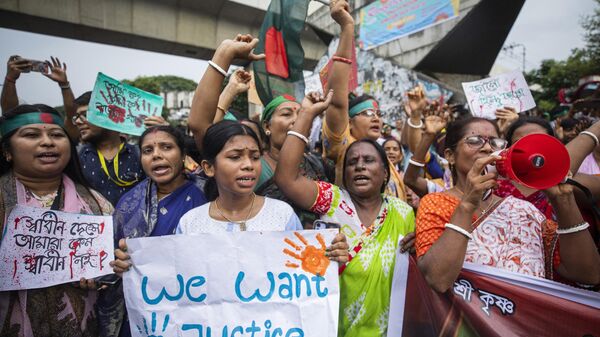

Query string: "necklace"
[453, 187, 495, 215]
[213, 193, 256, 231]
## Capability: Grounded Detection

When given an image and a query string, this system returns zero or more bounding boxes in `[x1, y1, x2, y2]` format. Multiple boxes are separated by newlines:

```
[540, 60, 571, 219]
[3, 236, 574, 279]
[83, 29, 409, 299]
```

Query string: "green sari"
[338, 198, 415, 337]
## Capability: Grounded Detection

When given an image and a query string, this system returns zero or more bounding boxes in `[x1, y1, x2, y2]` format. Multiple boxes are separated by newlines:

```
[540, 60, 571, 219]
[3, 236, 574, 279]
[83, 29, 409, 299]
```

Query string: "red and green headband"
[0, 112, 65, 138]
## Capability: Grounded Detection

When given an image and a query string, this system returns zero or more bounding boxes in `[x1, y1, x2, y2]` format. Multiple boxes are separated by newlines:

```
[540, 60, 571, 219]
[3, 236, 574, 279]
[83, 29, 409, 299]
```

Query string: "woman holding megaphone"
[414, 117, 600, 293]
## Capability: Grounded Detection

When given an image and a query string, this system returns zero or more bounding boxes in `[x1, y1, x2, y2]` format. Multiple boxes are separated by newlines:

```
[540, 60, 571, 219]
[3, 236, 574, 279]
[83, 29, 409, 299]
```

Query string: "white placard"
[123, 230, 340, 337]
[0, 205, 114, 291]
[462, 71, 536, 119]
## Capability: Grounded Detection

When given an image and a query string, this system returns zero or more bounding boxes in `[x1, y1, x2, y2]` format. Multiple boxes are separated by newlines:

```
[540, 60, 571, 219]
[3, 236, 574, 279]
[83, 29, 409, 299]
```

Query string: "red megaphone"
[495, 134, 570, 190]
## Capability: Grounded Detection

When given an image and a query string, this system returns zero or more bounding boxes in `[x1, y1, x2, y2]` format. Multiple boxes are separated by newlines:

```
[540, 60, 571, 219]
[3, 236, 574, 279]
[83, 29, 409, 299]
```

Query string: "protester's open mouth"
[36, 152, 60, 163]
[354, 175, 370, 182]
[152, 165, 171, 176]
[236, 175, 256, 187]
[370, 125, 380, 132]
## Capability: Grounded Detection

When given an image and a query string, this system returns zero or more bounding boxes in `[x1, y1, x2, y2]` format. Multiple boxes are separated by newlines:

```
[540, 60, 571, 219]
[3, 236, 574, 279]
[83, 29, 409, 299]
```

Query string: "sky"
[0, 0, 596, 107]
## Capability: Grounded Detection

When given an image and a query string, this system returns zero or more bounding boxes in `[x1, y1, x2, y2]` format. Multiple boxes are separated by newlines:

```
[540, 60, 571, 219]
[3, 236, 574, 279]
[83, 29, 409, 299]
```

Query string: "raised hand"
[495, 106, 519, 136]
[301, 90, 334, 117]
[220, 34, 265, 62]
[330, 0, 354, 27]
[43, 56, 68, 85]
[6, 55, 31, 81]
[143, 115, 169, 127]
[227, 69, 252, 94]
[406, 85, 428, 119]
[423, 103, 450, 135]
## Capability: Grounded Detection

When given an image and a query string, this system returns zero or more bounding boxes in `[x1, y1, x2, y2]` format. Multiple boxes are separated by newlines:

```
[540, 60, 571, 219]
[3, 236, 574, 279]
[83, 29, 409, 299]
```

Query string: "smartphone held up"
[9, 56, 50, 74]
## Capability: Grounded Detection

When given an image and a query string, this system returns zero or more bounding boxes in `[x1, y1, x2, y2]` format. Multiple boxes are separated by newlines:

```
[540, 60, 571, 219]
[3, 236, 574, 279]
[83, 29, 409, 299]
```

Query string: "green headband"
[0, 112, 65, 138]
[349, 99, 379, 118]
[223, 111, 238, 121]
[261, 95, 296, 122]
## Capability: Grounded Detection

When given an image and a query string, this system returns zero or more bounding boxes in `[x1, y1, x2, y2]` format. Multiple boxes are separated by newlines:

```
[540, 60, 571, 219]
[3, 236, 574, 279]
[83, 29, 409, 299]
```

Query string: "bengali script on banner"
[462, 70, 536, 119]
[88, 72, 164, 136]
[0, 205, 114, 291]
[358, 0, 461, 50]
[388, 254, 600, 337]
[123, 230, 340, 337]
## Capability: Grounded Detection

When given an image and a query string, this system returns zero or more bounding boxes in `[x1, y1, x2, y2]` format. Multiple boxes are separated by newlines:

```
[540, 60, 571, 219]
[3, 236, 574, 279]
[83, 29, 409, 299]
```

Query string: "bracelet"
[407, 119, 423, 129]
[580, 131, 600, 147]
[332, 56, 352, 65]
[216, 105, 226, 113]
[408, 158, 425, 167]
[5, 76, 16, 83]
[445, 223, 472, 240]
[556, 222, 590, 235]
[208, 60, 228, 77]
[287, 131, 309, 145]
[59, 82, 70, 90]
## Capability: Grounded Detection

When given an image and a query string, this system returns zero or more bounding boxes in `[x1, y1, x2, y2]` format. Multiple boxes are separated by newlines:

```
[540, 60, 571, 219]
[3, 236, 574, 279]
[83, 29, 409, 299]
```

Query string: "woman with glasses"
[415, 117, 600, 292]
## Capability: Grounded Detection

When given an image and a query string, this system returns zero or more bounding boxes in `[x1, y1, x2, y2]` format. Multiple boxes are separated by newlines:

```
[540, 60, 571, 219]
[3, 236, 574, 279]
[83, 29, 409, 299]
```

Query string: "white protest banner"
[0, 205, 114, 291]
[124, 230, 339, 337]
[462, 71, 536, 119]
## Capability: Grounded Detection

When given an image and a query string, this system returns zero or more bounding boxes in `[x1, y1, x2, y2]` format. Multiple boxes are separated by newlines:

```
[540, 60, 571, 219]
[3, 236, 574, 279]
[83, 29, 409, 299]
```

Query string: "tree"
[122, 75, 198, 122]
[525, 50, 599, 112]
[525, 0, 600, 113]
[582, 0, 600, 64]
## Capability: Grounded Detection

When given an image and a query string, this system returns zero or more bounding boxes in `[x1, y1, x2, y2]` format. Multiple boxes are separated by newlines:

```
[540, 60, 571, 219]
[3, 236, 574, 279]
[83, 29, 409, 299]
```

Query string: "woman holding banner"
[415, 117, 600, 293]
[98, 125, 208, 337]
[0, 104, 112, 337]
[274, 92, 416, 337]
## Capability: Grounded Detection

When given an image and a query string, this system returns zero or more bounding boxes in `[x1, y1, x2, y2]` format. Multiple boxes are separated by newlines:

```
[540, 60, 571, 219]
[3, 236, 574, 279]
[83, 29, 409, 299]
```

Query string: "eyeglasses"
[357, 109, 382, 118]
[463, 135, 508, 151]
[71, 113, 87, 124]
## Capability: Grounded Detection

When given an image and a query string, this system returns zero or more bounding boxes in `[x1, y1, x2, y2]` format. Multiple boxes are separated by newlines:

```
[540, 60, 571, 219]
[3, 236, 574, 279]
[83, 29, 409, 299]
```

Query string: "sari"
[416, 193, 559, 279]
[0, 171, 112, 337]
[98, 175, 207, 337]
[310, 182, 415, 337]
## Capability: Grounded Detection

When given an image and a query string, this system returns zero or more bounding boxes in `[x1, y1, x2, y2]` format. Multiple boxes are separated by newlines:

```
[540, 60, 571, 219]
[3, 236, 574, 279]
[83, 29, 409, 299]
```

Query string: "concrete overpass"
[0, 0, 330, 69]
[1, 0, 524, 90]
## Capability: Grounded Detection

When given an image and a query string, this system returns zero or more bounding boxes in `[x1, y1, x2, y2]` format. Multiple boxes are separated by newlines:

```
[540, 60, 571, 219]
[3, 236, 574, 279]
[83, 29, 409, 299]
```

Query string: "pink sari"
[1, 173, 109, 337]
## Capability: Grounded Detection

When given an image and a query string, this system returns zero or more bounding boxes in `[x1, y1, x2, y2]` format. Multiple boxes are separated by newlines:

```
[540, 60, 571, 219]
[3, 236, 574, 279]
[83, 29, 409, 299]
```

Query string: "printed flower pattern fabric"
[310, 181, 415, 337]
[416, 193, 560, 279]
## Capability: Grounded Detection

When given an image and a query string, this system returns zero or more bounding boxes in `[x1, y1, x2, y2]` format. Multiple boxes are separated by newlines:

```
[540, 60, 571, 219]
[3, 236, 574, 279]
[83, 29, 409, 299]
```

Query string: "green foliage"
[525, 50, 600, 111]
[525, 0, 600, 113]
[582, 0, 600, 64]
[122, 75, 198, 123]
[122, 75, 197, 94]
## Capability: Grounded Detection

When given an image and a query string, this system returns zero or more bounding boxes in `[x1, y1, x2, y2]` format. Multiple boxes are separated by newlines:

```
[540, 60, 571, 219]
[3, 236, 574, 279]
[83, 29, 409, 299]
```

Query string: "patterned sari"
[416, 193, 559, 279]
[310, 182, 415, 337]
[0, 171, 112, 337]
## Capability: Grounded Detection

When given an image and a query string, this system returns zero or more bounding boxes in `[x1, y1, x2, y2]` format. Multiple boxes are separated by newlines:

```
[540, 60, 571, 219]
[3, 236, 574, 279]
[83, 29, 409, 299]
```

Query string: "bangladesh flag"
[253, 0, 309, 105]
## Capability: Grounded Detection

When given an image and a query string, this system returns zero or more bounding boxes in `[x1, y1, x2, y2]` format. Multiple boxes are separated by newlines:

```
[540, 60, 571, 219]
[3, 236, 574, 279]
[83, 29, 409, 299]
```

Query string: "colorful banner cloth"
[253, 0, 309, 104]
[88, 72, 164, 136]
[123, 230, 340, 336]
[389, 253, 600, 336]
[358, 0, 461, 50]
[0, 205, 114, 291]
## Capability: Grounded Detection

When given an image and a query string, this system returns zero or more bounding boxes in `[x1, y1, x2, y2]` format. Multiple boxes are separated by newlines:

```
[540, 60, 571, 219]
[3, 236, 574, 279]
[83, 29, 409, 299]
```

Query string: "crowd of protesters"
[1, 1, 600, 337]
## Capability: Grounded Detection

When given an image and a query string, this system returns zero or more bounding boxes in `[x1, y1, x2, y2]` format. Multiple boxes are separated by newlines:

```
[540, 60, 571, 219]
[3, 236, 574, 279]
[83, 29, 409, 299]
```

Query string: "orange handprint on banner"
[283, 232, 330, 276]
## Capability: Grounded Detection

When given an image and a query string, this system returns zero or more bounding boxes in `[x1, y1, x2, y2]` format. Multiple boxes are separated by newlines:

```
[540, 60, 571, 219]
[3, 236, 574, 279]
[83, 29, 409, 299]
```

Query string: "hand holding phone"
[313, 220, 341, 230]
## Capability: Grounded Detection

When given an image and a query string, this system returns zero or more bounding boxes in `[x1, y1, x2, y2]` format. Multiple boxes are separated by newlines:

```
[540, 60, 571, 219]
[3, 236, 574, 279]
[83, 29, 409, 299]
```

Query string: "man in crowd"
[68, 91, 145, 206]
